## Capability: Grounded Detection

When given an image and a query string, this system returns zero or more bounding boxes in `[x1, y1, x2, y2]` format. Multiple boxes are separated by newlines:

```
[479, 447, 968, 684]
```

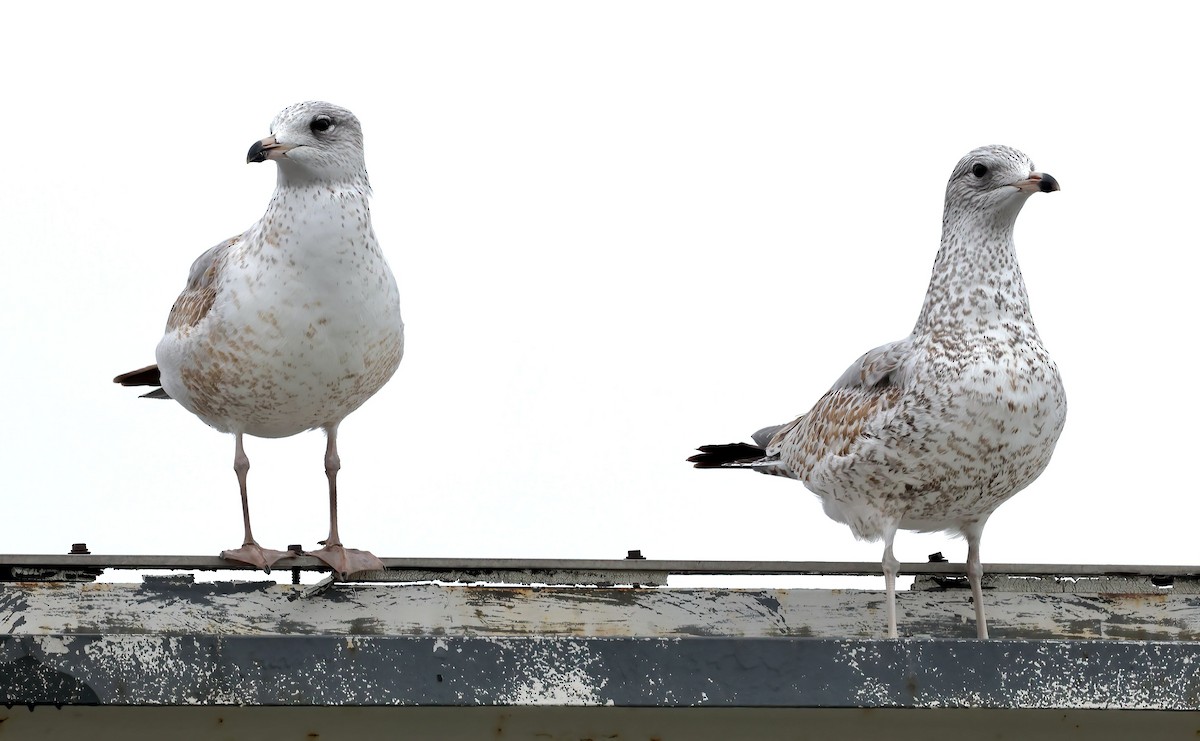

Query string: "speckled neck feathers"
[913, 193, 1034, 336]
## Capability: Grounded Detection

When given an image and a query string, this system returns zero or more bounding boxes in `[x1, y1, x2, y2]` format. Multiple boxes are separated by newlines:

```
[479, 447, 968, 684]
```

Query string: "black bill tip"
[246, 140, 270, 164]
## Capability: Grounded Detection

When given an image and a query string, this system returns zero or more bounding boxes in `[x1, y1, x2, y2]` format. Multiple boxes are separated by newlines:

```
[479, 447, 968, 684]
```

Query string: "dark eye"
[971, 163, 988, 178]
[310, 115, 335, 134]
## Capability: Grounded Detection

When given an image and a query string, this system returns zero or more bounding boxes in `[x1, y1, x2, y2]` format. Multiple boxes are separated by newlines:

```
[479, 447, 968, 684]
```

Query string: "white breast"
[156, 185, 404, 438]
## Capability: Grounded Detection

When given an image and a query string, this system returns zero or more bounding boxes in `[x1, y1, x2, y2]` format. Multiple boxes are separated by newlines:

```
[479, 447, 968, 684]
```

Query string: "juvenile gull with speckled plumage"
[115, 101, 403, 578]
[689, 145, 1067, 638]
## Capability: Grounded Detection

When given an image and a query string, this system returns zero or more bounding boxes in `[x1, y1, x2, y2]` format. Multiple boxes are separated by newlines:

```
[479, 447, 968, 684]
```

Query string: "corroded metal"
[4, 582, 1198, 641]
[2, 707, 1200, 741]
[915, 574, 1200, 594]
[3, 633, 1199, 709]
[3, 554, 1199, 583]
[3, 580, 1199, 710]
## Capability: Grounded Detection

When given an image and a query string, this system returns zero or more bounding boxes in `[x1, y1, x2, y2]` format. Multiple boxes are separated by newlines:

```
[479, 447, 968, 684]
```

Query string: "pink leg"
[964, 520, 990, 639]
[325, 428, 342, 547]
[220, 433, 294, 572]
[881, 521, 900, 639]
[307, 424, 385, 578]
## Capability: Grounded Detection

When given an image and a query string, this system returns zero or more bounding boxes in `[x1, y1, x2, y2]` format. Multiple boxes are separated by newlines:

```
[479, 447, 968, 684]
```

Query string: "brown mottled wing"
[165, 236, 238, 332]
[113, 236, 240, 400]
[774, 385, 903, 477]
[770, 338, 911, 476]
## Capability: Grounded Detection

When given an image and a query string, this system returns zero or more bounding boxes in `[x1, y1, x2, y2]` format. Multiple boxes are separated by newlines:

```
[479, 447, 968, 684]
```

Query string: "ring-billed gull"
[115, 101, 403, 579]
[689, 145, 1067, 638]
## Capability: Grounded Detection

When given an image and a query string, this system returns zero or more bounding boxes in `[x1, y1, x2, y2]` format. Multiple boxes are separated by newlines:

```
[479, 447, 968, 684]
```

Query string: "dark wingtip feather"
[114, 364, 161, 387]
[115, 364, 171, 400]
[687, 442, 767, 468]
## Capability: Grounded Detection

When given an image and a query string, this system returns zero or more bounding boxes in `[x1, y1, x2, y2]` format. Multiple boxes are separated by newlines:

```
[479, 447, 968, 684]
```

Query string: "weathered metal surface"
[343, 567, 669, 587]
[3, 633, 1199, 709]
[4, 554, 1200, 581]
[916, 573, 1200, 594]
[3, 582, 1199, 641]
[2, 706, 1199, 741]
[4, 581, 1200, 711]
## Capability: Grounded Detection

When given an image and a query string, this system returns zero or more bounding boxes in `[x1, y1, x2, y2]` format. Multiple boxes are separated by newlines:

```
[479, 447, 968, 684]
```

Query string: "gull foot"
[221, 543, 297, 573]
[307, 544, 386, 579]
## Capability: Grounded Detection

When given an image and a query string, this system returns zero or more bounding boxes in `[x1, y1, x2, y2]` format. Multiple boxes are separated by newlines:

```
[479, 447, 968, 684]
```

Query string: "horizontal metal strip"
[3, 554, 1199, 578]
[3, 634, 1199, 709]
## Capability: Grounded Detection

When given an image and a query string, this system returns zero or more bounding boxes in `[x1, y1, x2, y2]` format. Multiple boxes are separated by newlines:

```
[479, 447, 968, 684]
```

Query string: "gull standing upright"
[115, 101, 404, 578]
[689, 145, 1067, 638]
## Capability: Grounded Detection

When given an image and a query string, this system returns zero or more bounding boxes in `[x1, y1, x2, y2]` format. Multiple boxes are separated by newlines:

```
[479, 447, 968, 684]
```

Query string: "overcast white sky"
[2, 3, 1196, 586]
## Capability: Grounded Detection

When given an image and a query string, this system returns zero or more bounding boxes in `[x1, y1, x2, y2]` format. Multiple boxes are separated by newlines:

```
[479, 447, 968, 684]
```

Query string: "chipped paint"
[483, 637, 605, 706]
[4, 582, 1200, 641]
[2, 582, 1200, 709]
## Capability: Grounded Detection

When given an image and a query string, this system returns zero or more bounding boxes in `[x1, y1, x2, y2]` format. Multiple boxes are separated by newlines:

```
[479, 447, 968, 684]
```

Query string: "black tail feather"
[114, 364, 171, 400]
[687, 442, 768, 468]
[114, 364, 161, 387]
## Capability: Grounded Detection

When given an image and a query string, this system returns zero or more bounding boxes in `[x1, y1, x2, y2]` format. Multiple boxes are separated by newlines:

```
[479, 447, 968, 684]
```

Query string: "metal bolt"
[288, 544, 303, 585]
[626, 549, 646, 560]
[69, 543, 90, 555]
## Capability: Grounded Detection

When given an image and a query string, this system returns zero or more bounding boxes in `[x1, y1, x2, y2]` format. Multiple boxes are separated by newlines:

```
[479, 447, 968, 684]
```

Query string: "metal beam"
[4, 634, 1200, 709]
[3, 554, 1199, 577]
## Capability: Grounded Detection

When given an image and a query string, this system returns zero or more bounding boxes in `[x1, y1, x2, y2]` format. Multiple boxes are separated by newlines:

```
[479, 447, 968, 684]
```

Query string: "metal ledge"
[5, 580, 1199, 640]
[4, 634, 1199, 709]
[3, 578, 1200, 711]
[4, 553, 1200, 582]
[5, 563, 1200, 714]
[2, 707, 1198, 741]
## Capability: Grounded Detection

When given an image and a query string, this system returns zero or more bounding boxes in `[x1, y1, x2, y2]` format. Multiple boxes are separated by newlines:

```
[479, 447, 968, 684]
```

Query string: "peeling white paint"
[4, 582, 1199, 640]
[37, 635, 73, 655]
[483, 636, 606, 706]
[77, 636, 217, 705]
[3, 582, 1199, 711]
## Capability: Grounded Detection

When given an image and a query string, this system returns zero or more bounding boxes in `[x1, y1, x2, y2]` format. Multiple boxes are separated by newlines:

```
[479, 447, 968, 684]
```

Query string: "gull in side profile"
[690, 145, 1066, 638]
[116, 101, 403, 579]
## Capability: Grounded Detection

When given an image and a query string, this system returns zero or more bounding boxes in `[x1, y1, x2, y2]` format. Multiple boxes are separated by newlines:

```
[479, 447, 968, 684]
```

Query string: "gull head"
[246, 101, 367, 185]
[945, 145, 1059, 224]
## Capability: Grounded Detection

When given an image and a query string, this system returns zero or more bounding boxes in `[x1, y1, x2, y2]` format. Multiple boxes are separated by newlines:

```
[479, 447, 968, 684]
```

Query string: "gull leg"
[221, 433, 294, 572]
[881, 521, 900, 639]
[307, 424, 385, 579]
[964, 520, 989, 639]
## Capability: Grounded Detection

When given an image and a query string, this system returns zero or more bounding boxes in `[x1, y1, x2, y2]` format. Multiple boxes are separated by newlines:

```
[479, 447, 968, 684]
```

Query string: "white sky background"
[1, 3, 1196, 587]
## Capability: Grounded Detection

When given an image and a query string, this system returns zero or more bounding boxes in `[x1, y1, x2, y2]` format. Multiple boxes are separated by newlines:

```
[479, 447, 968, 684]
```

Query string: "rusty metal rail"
[2, 553, 1199, 577]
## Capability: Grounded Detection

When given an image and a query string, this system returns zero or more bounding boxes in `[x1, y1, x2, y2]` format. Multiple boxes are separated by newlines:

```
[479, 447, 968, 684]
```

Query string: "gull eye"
[971, 163, 988, 178]
[310, 115, 335, 134]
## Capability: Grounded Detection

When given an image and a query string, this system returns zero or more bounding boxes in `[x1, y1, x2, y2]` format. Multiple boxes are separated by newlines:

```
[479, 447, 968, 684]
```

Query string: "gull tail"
[688, 440, 796, 478]
[688, 442, 768, 468]
[113, 364, 171, 400]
